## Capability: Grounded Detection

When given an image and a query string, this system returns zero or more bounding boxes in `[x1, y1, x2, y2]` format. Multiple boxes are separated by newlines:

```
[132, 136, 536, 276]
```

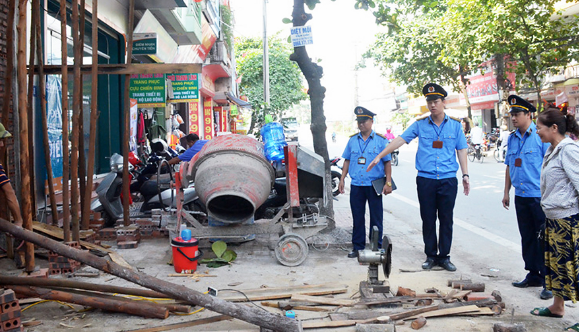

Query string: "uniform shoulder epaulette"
[375, 133, 387, 139]
[349, 133, 358, 138]
[449, 116, 461, 122]
[416, 114, 429, 121]
[509, 130, 516, 135]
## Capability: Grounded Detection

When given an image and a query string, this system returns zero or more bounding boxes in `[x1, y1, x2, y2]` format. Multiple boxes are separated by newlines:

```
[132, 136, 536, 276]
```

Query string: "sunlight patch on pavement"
[389, 193, 522, 254]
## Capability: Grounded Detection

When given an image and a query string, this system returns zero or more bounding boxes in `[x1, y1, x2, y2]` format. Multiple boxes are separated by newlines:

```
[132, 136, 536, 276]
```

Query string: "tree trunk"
[290, 1, 334, 225]
[458, 67, 472, 120]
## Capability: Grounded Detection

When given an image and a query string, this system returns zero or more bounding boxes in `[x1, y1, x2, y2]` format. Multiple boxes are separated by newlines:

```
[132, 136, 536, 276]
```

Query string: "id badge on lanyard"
[358, 157, 366, 165]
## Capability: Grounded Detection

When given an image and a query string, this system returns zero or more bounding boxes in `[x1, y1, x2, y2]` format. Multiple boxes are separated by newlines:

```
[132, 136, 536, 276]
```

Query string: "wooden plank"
[404, 305, 480, 320]
[121, 315, 232, 332]
[291, 294, 356, 307]
[303, 320, 357, 329]
[32, 222, 94, 240]
[38, 63, 203, 75]
[218, 284, 348, 302]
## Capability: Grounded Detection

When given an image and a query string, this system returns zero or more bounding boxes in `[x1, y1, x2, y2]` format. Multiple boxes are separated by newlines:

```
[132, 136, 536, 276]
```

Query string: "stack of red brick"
[48, 242, 83, 275]
[0, 289, 23, 332]
[116, 225, 141, 249]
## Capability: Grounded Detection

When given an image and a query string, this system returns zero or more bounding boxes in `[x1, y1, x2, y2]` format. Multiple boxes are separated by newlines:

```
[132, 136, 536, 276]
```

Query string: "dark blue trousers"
[514, 196, 546, 284]
[416, 176, 458, 261]
[350, 185, 383, 251]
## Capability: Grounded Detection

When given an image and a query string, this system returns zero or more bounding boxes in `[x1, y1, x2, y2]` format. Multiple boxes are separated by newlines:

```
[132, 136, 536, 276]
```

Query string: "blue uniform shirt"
[178, 140, 209, 162]
[400, 114, 468, 180]
[342, 130, 391, 186]
[504, 122, 549, 197]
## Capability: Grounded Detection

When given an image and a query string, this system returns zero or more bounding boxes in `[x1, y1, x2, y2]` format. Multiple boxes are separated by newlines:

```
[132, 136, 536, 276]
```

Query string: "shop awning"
[226, 92, 251, 107]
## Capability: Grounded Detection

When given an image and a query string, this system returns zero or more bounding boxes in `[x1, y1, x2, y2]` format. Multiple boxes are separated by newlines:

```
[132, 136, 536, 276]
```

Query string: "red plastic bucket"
[171, 237, 202, 273]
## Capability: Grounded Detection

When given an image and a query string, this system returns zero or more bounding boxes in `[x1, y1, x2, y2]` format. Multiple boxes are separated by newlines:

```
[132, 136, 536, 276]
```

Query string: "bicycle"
[468, 144, 484, 163]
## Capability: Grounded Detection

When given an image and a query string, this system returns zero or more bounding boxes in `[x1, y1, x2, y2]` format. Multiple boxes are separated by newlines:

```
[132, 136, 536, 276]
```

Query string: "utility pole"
[262, 0, 270, 106]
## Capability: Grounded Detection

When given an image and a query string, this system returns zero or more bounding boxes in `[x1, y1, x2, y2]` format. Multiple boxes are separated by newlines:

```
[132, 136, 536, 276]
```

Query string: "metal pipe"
[122, 0, 135, 227]
[60, 0, 71, 242]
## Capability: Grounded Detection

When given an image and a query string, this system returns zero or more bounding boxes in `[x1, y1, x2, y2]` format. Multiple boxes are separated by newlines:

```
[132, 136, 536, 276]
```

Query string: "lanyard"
[516, 130, 529, 155]
[358, 133, 371, 154]
[430, 116, 447, 140]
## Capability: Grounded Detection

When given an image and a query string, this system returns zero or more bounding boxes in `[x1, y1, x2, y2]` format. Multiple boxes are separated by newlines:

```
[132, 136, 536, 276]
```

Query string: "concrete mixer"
[174, 134, 330, 266]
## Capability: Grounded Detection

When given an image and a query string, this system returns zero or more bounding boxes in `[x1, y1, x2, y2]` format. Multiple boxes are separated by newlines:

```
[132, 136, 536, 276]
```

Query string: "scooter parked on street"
[91, 153, 204, 227]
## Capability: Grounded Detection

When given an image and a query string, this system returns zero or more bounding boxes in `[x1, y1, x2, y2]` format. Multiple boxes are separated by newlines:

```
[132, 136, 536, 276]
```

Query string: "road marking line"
[390, 193, 522, 254]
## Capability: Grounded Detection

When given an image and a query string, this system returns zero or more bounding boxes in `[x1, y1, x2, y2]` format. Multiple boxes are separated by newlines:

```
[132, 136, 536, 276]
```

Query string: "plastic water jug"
[180, 228, 192, 241]
[261, 122, 287, 161]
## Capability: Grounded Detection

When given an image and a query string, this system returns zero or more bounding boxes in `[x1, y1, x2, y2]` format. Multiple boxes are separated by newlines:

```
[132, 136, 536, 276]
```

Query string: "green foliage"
[366, 0, 579, 111]
[200, 241, 237, 268]
[235, 36, 307, 134]
[220, 5, 234, 49]
[391, 111, 413, 130]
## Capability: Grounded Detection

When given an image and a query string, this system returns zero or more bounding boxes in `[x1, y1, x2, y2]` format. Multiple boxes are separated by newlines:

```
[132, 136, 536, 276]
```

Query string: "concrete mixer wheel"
[275, 234, 309, 267]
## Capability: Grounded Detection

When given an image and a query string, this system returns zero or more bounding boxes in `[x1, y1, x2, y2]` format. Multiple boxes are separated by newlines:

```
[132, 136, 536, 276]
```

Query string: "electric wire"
[218, 289, 269, 312]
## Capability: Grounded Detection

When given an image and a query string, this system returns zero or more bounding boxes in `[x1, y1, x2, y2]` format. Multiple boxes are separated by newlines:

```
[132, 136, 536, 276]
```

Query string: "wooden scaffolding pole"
[70, 0, 81, 241]
[60, 0, 71, 242]
[1, 0, 17, 257]
[26, 0, 37, 220]
[122, 0, 135, 227]
[81, 0, 99, 231]
[34, 1, 59, 228]
[78, 0, 87, 229]
[16, 0, 35, 272]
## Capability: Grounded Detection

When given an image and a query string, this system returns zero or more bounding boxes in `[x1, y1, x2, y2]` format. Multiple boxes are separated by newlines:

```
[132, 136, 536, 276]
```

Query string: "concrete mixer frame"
[173, 142, 330, 266]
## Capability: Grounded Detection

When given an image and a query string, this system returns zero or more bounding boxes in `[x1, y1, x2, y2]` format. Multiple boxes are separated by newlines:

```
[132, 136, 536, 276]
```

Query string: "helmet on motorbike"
[151, 138, 169, 153]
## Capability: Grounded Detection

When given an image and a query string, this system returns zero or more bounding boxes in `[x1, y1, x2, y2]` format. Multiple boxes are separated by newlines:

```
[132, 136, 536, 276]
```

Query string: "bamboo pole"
[7, 285, 169, 319]
[60, 0, 71, 242]
[81, 0, 99, 230]
[78, 0, 87, 229]
[0, 220, 303, 332]
[70, 0, 81, 241]
[0, 275, 169, 299]
[122, 0, 135, 227]
[34, 2, 59, 228]
[26, 0, 38, 220]
[16, 0, 34, 272]
[1, 0, 16, 255]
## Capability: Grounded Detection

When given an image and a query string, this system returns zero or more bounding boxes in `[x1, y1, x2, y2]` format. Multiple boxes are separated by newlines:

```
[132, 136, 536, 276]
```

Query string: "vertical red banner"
[221, 109, 228, 132]
[203, 98, 213, 140]
[189, 101, 200, 136]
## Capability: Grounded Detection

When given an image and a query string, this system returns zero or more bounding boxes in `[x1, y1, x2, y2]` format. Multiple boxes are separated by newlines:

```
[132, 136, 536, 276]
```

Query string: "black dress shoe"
[347, 250, 358, 258]
[439, 259, 457, 272]
[512, 278, 543, 288]
[540, 288, 553, 300]
[422, 258, 436, 270]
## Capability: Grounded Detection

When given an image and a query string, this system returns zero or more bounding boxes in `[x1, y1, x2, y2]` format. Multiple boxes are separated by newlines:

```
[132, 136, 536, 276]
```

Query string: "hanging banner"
[203, 98, 213, 140]
[129, 73, 166, 107]
[129, 99, 138, 151]
[167, 74, 199, 102]
[46, 75, 64, 191]
[189, 100, 200, 136]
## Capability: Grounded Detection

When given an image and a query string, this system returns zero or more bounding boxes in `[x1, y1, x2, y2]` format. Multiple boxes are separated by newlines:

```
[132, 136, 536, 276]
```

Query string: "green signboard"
[132, 33, 158, 55]
[129, 74, 166, 107]
[167, 73, 199, 102]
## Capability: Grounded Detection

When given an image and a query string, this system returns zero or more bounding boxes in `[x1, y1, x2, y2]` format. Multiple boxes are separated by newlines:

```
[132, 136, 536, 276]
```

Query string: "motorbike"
[91, 153, 204, 227]
[494, 138, 507, 162]
[254, 177, 320, 220]
[391, 149, 399, 166]
[332, 133, 336, 143]
[330, 157, 343, 197]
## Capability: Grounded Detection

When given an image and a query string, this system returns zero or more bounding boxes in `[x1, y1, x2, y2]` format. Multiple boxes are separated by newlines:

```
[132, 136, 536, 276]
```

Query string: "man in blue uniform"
[339, 107, 393, 258]
[168, 134, 208, 165]
[367, 83, 470, 271]
[502, 95, 552, 300]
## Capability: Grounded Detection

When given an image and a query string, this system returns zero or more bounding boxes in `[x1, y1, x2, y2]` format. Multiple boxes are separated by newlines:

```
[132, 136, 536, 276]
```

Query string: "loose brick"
[2, 317, 21, 331]
[49, 268, 61, 276]
[0, 301, 20, 314]
[0, 309, 21, 322]
[0, 290, 15, 304]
